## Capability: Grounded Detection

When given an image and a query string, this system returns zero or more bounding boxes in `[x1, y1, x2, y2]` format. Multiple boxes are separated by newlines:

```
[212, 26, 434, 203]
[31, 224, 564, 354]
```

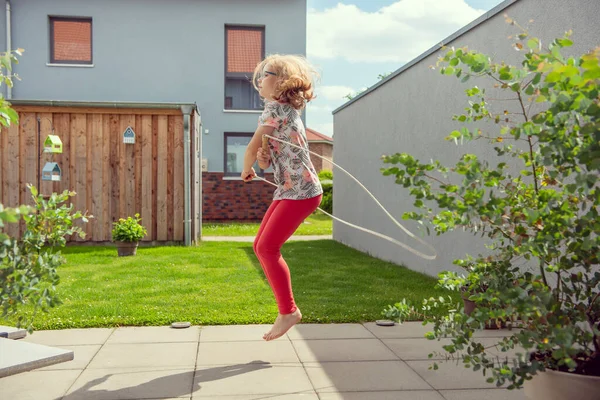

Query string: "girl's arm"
[242, 125, 275, 179]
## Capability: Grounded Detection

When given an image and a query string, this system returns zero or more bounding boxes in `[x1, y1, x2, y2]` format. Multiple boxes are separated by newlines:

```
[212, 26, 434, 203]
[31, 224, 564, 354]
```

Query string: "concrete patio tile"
[440, 388, 528, 400]
[319, 391, 445, 400]
[407, 360, 502, 390]
[472, 328, 521, 338]
[87, 342, 197, 369]
[0, 369, 82, 400]
[64, 367, 193, 400]
[39, 344, 101, 371]
[192, 363, 313, 396]
[193, 393, 319, 399]
[287, 324, 375, 340]
[198, 340, 300, 365]
[292, 339, 398, 362]
[107, 325, 200, 344]
[382, 338, 452, 360]
[363, 322, 433, 339]
[22, 328, 113, 346]
[304, 361, 431, 393]
[483, 340, 528, 361]
[200, 325, 279, 342]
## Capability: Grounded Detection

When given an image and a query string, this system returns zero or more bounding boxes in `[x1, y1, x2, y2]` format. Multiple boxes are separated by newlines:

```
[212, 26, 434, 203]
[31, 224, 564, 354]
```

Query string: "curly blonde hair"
[253, 54, 319, 110]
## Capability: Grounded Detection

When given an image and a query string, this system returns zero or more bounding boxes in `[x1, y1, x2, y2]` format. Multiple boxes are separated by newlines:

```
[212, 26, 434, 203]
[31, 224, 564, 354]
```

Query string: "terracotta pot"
[462, 297, 476, 315]
[524, 369, 600, 400]
[462, 295, 506, 330]
[115, 241, 138, 257]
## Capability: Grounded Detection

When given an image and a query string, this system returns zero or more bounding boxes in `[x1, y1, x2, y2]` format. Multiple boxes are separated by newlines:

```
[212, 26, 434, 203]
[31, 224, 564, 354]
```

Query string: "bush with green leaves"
[1, 186, 88, 332]
[318, 170, 333, 214]
[380, 23, 599, 389]
[111, 213, 147, 242]
[318, 169, 333, 181]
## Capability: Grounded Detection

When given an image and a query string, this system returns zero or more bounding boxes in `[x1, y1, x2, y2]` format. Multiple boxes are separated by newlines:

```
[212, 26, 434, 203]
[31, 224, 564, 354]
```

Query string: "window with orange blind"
[225, 25, 265, 110]
[49, 17, 92, 65]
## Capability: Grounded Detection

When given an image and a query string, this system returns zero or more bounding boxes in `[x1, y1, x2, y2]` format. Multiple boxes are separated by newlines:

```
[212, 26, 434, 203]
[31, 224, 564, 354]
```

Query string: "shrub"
[381, 25, 599, 389]
[111, 213, 147, 242]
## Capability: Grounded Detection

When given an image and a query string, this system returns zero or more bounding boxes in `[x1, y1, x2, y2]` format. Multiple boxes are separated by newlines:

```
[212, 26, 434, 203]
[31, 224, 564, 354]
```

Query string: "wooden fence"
[0, 102, 200, 243]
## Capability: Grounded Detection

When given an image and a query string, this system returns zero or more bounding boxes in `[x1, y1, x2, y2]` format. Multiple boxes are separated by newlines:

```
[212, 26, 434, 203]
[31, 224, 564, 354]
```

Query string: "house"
[0, 0, 308, 237]
[331, 0, 600, 276]
[306, 128, 333, 173]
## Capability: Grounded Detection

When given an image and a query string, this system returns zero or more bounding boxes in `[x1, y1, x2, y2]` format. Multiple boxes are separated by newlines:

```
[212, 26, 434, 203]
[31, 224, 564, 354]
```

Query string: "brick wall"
[308, 142, 333, 172]
[202, 172, 275, 221]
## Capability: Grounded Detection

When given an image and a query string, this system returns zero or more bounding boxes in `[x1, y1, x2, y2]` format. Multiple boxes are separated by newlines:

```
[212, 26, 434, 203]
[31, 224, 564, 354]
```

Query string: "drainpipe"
[181, 105, 193, 246]
[6, 0, 11, 99]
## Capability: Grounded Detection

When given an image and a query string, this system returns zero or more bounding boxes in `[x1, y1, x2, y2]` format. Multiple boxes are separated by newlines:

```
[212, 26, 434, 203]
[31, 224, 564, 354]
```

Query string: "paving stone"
[305, 361, 431, 393]
[287, 324, 375, 340]
[22, 328, 113, 346]
[107, 325, 200, 344]
[293, 339, 398, 362]
[200, 325, 279, 342]
[87, 342, 197, 369]
[198, 340, 300, 365]
[0, 369, 81, 400]
[65, 367, 194, 400]
[192, 363, 312, 396]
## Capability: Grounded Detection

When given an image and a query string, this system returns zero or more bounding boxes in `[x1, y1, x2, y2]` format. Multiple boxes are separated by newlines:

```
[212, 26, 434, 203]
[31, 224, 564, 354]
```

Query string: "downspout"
[181, 105, 193, 246]
[6, 0, 11, 99]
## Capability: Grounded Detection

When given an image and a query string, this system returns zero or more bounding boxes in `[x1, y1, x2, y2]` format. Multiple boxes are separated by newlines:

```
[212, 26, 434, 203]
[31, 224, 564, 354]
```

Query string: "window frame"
[224, 25, 265, 111]
[223, 132, 264, 177]
[49, 16, 93, 65]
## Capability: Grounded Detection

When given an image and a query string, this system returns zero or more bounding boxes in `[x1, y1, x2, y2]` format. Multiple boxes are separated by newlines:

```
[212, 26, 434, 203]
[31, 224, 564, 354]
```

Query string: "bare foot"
[263, 309, 302, 341]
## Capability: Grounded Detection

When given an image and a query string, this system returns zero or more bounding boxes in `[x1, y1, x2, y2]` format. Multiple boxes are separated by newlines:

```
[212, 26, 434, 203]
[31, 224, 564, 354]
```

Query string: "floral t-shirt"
[259, 101, 323, 201]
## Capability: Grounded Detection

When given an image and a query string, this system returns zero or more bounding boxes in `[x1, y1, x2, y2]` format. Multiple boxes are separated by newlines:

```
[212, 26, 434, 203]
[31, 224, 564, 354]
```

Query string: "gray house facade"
[0, 0, 306, 221]
[332, 0, 600, 276]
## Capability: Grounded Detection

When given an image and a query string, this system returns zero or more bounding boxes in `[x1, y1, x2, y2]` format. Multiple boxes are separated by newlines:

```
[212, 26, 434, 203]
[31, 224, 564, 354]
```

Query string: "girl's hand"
[257, 148, 271, 169]
[241, 168, 256, 182]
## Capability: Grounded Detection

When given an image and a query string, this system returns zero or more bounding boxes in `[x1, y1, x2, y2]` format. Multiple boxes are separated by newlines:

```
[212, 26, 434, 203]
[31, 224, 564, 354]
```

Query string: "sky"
[304, 0, 507, 137]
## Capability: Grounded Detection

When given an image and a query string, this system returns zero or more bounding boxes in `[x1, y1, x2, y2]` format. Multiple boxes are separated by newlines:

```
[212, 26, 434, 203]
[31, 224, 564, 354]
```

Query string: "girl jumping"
[241, 54, 323, 341]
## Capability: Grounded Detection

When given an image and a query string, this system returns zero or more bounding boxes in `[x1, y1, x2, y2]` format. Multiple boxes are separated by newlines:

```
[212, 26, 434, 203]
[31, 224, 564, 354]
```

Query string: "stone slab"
[0, 338, 74, 378]
[0, 325, 28, 340]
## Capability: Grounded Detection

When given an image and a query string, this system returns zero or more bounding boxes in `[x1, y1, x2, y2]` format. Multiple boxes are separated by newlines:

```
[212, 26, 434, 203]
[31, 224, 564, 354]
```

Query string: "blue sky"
[304, 0, 506, 136]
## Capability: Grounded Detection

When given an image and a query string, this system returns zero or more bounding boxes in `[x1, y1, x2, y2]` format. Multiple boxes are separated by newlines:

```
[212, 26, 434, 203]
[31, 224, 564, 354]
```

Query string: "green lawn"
[5, 240, 456, 330]
[202, 212, 332, 236]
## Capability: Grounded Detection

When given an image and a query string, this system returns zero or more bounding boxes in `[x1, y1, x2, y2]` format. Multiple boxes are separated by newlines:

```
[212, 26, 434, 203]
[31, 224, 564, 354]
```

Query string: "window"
[225, 25, 264, 110]
[224, 133, 264, 177]
[49, 16, 93, 64]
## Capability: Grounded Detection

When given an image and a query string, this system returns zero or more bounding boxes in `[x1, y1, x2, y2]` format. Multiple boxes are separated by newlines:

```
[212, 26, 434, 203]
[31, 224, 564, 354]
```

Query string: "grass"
[202, 212, 332, 236]
[5, 240, 457, 330]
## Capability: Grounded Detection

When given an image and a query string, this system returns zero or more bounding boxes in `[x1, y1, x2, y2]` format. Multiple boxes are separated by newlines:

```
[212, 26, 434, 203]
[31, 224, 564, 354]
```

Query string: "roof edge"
[9, 99, 199, 113]
[332, 0, 520, 115]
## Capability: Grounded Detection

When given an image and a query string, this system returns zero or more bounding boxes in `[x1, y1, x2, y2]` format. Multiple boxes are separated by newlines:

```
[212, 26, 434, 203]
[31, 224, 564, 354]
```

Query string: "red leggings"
[253, 195, 322, 314]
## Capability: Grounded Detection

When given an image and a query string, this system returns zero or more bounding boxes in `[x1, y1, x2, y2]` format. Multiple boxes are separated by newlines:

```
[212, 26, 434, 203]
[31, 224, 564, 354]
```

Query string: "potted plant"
[438, 263, 510, 329]
[380, 22, 599, 399]
[111, 213, 147, 256]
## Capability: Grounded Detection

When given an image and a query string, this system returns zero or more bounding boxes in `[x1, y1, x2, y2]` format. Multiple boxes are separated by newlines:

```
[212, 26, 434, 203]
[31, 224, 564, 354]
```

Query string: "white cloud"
[317, 85, 355, 101]
[308, 0, 485, 63]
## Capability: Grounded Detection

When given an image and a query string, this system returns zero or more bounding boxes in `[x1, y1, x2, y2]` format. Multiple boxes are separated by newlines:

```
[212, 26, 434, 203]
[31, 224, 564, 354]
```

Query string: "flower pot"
[524, 369, 600, 400]
[462, 297, 476, 315]
[115, 241, 138, 257]
[462, 295, 506, 330]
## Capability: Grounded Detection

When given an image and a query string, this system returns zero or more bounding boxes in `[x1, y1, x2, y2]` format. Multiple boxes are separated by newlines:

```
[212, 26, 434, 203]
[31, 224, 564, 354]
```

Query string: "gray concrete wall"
[0, 0, 306, 173]
[332, 0, 600, 277]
